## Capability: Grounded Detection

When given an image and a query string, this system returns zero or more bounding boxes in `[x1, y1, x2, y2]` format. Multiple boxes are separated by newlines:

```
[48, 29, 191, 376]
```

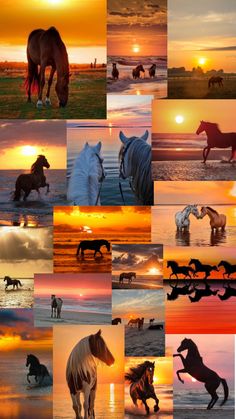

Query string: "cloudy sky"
[112, 244, 163, 275]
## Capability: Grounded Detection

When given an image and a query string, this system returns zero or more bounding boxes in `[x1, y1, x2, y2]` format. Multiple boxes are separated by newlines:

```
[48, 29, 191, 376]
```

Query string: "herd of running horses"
[167, 259, 236, 279]
[167, 280, 236, 302]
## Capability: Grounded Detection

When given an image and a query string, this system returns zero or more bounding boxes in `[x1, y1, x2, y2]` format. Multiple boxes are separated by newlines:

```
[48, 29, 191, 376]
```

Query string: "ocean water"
[0, 278, 33, 308]
[35, 295, 111, 315]
[174, 389, 234, 409]
[112, 274, 163, 289]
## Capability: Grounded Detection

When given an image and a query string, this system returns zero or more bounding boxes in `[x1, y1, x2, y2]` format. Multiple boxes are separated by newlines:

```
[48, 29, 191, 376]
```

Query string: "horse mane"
[28, 354, 40, 364]
[203, 121, 221, 132]
[125, 361, 151, 383]
[31, 155, 44, 172]
[206, 206, 219, 215]
[47, 27, 69, 70]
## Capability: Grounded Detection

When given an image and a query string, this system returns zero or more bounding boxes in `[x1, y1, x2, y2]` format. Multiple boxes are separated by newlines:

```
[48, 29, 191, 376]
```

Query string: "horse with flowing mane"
[167, 261, 195, 279]
[174, 338, 228, 409]
[13, 155, 50, 201]
[189, 258, 219, 279]
[25, 27, 70, 108]
[132, 65, 145, 79]
[51, 295, 63, 319]
[119, 272, 136, 285]
[66, 329, 114, 419]
[76, 239, 110, 258]
[218, 260, 236, 279]
[67, 142, 105, 205]
[26, 354, 50, 385]
[125, 360, 159, 415]
[4, 276, 22, 290]
[196, 121, 236, 163]
[119, 130, 153, 205]
[200, 206, 226, 231]
[208, 76, 223, 88]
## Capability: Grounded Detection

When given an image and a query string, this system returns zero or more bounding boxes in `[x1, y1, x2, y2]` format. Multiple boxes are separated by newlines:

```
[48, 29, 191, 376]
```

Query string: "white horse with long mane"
[175, 205, 200, 231]
[119, 130, 153, 205]
[67, 142, 105, 205]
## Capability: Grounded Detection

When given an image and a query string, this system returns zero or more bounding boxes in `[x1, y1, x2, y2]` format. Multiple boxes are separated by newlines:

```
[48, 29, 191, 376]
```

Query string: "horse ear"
[119, 131, 128, 144]
[96, 329, 102, 337]
[84, 142, 89, 149]
[141, 130, 149, 142]
[94, 141, 102, 153]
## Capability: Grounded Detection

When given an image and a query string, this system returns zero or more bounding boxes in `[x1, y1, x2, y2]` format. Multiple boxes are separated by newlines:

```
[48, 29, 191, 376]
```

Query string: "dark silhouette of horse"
[174, 338, 228, 409]
[51, 295, 63, 319]
[112, 63, 119, 79]
[189, 282, 219, 302]
[167, 261, 195, 279]
[196, 121, 236, 163]
[138, 317, 144, 331]
[119, 272, 136, 285]
[208, 76, 223, 88]
[149, 318, 155, 325]
[125, 361, 159, 415]
[128, 318, 140, 327]
[26, 354, 50, 384]
[189, 259, 218, 279]
[13, 155, 50, 201]
[112, 317, 121, 325]
[132, 65, 145, 79]
[25, 27, 70, 108]
[218, 261, 236, 279]
[76, 239, 110, 258]
[167, 282, 194, 301]
[149, 64, 156, 78]
[4, 276, 22, 290]
[218, 283, 236, 300]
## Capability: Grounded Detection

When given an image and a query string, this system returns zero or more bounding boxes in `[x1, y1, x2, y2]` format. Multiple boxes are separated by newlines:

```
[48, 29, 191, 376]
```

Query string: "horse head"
[189, 204, 200, 219]
[218, 260, 226, 268]
[200, 206, 207, 218]
[104, 240, 110, 252]
[89, 329, 115, 366]
[177, 338, 194, 353]
[84, 142, 105, 181]
[26, 354, 38, 367]
[138, 65, 145, 73]
[119, 130, 149, 178]
[145, 361, 155, 384]
[196, 120, 206, 135]
[56, 72, 70, 107]
[34, 155, 50, 170]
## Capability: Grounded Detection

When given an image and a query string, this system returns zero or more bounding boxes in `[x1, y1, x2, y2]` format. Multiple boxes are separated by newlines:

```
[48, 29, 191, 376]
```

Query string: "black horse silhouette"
[174, 338, 228, 409]
[112, 63, 119, 79]
[4, 276, 22, 290]
[167, 282, 194, 301]
[132, 65, 145, 79]
[119, 272, 136, 285]
[149, 64, 156, 78]
[26, 354, 50, 385]
[76, 239, 110, 258]
[218, 260, 236, 279]
[218, 283, 236, 300]
[167, 261, 195, 279]
[196, 121, 236, 163]
[189, 282, 219, 303]
[189, 259, 218, 279]
[112, 317, 121, 325]
[125, 361, 159, 415]
[208, 76, 223, 88]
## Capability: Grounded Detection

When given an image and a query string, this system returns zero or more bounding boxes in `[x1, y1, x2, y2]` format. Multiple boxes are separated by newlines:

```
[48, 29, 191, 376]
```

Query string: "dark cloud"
[0, 309, 31, 326]
[200, 46, 236, 51]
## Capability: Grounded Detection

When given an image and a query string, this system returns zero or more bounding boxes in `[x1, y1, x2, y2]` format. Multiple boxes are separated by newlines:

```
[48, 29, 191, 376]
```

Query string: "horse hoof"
[36, 100, 43, 108]
[154, 405, 159, 412]
[45, 97, 51, 106]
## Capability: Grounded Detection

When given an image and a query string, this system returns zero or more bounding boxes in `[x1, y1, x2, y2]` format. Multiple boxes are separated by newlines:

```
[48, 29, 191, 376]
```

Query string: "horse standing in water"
[76, 239, 110, 259]
[132, 65, 145, 79]
[208, 76, 223, 88]
[200, 206, 226, 231]
[196, 121, 236, 163]
[149, 64, 156, 78]
[218, 260, 236, 279]
[67, 142, 106, 205]
[175, 205, 200, 231]
[125, 361, 159, 415]
[112, 63, 119, 79]
[119, 130, 153, 205]
[66, 329, 114, 419]
[174, 338, 228, 409]
[4, 276, 22, 290]
[51, 295, 63, 319]
[13, 155, 50, 201]
[25, 27, 69, 108]
[26, 354, 50, 385]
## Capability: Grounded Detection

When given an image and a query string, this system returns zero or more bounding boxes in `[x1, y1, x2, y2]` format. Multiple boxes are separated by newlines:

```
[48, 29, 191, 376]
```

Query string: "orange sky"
[53, 325, 124, 384]
[125, 356, 173, 386]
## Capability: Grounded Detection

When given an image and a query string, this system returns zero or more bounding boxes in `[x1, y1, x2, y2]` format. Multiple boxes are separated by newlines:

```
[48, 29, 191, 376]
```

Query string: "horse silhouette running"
[189, 282, 219, 302]
[218, 261, 236, 279]
[4, 276, 22, 290]
[167, 261, 195, 280]
[189, 259, 218, 279]
[167, 282, 194, 301]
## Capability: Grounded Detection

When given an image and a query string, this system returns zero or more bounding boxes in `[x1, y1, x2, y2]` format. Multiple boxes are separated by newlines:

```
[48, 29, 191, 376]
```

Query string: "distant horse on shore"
[112, 63, 119, 79]
[128, 318, 140, 327]
[119, 130, 153, 204]
[189, 282, 219, 302]
[189, 258, 218, 279]
[218, 261, 236, 279]
[26, 354, 50, 385]
[218, 283, 236, 300]
[175, 205, 200, 231]
[167, 261, 195, 280]
[196, 121, 236, 163]
[174, 338, 228, 409]
[112, 317, 121, 325]
[66, 329, 114, 419]
[138, 317, 144, 330]
[208, 76, 223, 88]
[119, 272, 136, 285]
[13, 155, 50, 201]
[149, 318, 155, 325]
[149, 64, 156, 78]
[25, 27, 70, 108]
[51, 295, 63, 319]
[200, 206, 226, 231]
[4, 276, 22, 290]
[76, 239, 110, 258]
[167, 282, 194, 301]
[125, 361, 159, 415]
[132, 65, 145, 79]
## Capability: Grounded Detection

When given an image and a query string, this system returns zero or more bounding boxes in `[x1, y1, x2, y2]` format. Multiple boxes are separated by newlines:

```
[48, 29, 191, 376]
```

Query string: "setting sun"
[175, 115, 184, 124]
[198, 57, 206, 66]
[132, 44, 140, 54]
[21, 145, 37, 156]
[149, 267, 159, 275]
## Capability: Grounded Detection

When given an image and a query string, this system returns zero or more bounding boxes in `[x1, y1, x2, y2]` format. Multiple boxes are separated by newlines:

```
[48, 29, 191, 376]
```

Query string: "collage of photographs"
[0, 0, 235, 418]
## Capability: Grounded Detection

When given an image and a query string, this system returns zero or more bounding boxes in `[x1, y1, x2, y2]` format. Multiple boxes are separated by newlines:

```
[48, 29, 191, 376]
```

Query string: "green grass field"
[0, 69, 106, 119]
[168, 77, 236, 99]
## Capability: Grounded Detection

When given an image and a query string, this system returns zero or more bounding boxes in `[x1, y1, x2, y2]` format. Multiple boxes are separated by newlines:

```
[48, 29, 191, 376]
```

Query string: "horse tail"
[18, 280, 23, 287]
[24, 58, 40, 95]
[220, 378, 229, 406]
[13, 177, 22, 201]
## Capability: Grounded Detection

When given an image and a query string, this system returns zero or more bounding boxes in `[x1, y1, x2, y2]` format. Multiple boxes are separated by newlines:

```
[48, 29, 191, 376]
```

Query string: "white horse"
[175, 205, 200, 231]
[67, 142, 105, 205]
[66, 330, 114, 419]
[51, 295, 63, 319]
[119, 130, 153, 205]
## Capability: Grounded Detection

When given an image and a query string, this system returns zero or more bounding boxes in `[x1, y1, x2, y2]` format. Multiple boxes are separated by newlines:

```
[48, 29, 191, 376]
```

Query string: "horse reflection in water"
[218, 283, 236, 300]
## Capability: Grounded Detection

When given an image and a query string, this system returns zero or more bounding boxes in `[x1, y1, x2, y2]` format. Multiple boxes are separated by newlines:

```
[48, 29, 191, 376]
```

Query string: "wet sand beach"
[34, 307, 111, 327]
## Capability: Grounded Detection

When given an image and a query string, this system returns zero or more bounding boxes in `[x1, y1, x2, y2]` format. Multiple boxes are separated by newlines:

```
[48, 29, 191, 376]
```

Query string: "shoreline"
[34, 307, 111, 327]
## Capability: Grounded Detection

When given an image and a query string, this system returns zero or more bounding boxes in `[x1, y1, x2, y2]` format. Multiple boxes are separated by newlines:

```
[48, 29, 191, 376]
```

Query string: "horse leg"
[71, 392, 82, 419]
[88, 381, 97, 419]
[45, 183, 50, 194]
[23, 189, 31, 201]
[27, 373, 31, 383]
[203, 146, 211, 163]
[176, 368, 187, 383]
[37, 64, 46, 108]
[26, 58, 38, 103]
[205, 383, 219, 410]
[45, 66, 56, 106]
[142, 398, 150, 415]
[83, 384, 91, 419]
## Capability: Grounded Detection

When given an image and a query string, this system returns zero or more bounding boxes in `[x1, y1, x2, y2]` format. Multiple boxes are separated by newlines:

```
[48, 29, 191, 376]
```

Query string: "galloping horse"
[4, 276, 22, 290]
[132, 65, 145, 79]
[208, 76, 223, 88]
[66, 329, 114, 419]
[51, 295, 63, 319]
[112, 63, 119, 79]
[167, 282, 194, 301]
[218, 283, 236, 300]
[200, 206, 226, 231]
[175, 205, 200, 231]
[25, 27, 70, 108]
[149, 64, 156, 78]
[119, 272, 136, 285]
[167, 261, 195, 280]
[125, 361, 159, 415]
[189, 258, 219, 279]
[174, 338, 228, 409]
[196, 121, 236, 163]
[112, 317, 121, 325]
[26, 354, 50, 384]
[13, 155, 50, 201]
[76, 239, 110, 258]
[218, 260, 236, 279]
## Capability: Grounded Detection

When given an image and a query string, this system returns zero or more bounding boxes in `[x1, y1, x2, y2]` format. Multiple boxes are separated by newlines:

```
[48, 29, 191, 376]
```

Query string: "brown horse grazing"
[13, 155, 50, 201]
[25, 27, 70, 108]
[112, 63, 119, 79]
[174, 338, 228, 409]
[196, 121, 236, 163]
[149, 64, 156, 78]
[208, 76, 223, 88]
[132, 65, 145, 79]
[200, 206, 226, 231]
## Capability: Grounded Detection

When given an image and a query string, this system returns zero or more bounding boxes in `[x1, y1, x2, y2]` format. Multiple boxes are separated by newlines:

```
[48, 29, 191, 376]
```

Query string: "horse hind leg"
[45, 66, 56, 106]
[142, 399, 150, 415]
[205, 383, 219, 410]
[37, 64, 46, 108]
[71, 392, 82, 419]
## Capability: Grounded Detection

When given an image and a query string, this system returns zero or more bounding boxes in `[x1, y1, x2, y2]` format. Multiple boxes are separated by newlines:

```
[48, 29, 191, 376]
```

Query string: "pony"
[119, 272, 136, 285]
[174, 338, 228, 409]
[208, 76, 223, 88]
[112, 63, 119, 79]
[67, 142, 105, 205]
[76, 240, 110, 258]
[25, 27, 70, 108]
[189, 282, 219, 303]
[112, 317, 121, 325]
[189, 258, 219, 279]
[149, 64, 156, 78]
[132, 65, 145, 79]
[128, 318, 140, 327]
[175, 205, 200, 231]
[200, 206, 226, 231]
[26, 354, 50, 385]
[66, 329, 114, 419]
[196, 121, 236, 163]
[4, 276, 22, 290]
[51, 295, 63, 319]
[218, 283, 236, 300]
[218, 260, 236, 279]
[125, 361, 159, 415]
[167, 282, 194, 301]
[119, 130, 153, 205]
[13, 155, 50, 201]
[167, 261, 195, 280]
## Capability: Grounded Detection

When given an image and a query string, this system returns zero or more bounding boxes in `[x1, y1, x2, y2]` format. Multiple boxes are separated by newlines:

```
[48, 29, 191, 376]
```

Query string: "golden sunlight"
[175, 115, 184, 124]
[176, 148, 183, 151]
[21, 145, 37, 156]
[229, 183, 236, 197]
[132, 44, 140, 54]
[148, 267, 159, 275]
[191, 377, 197, 383]
[198, 57, 206, 66]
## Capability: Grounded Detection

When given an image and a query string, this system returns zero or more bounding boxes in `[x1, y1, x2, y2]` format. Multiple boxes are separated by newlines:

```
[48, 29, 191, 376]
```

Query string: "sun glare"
[21, 145, 37, 156]
[132, 44, 140, 54]
[229, 183, 236, 197]
[149, 267, 159, 275]
[198, 57, 206, 66]
[175, 115, 184, 124]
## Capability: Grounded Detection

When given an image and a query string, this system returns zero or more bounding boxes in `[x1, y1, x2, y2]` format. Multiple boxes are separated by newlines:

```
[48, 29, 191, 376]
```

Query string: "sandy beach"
[0, 278, 33, 308]
[174, 408, 234, 418]
[34, 307, 111, 327]
[107, 76, 167, 96]
[125, 324, 165, 357]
